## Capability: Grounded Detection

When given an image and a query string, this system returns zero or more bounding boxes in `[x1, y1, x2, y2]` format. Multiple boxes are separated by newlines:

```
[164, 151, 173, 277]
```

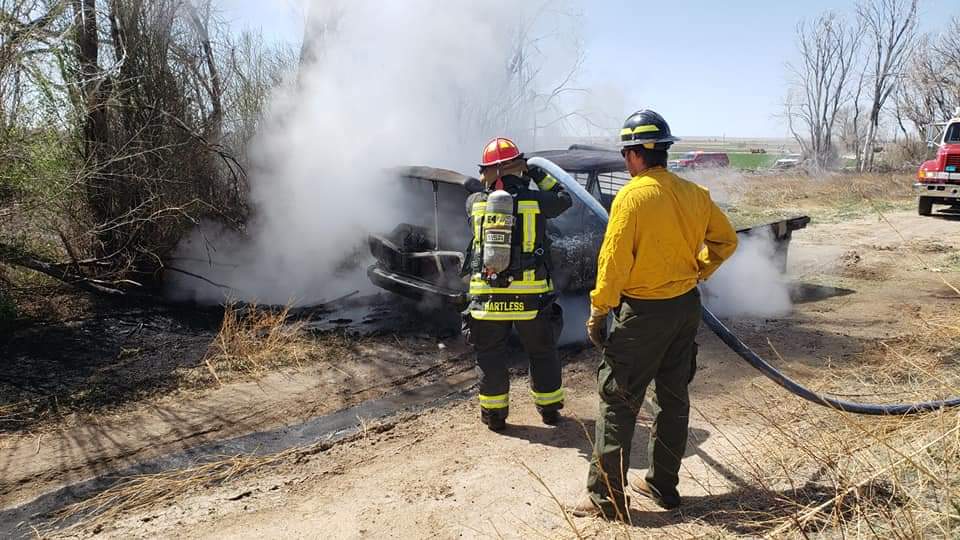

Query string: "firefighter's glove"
[586, 308, 608, 348]
[461, 313, 474, 346]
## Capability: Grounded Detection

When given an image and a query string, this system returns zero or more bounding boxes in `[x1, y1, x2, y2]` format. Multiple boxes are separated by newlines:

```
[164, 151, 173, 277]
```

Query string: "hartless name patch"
[483, 301, 527, 312]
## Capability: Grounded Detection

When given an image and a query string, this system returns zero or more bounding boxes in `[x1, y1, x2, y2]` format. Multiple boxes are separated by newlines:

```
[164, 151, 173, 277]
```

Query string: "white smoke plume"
[168, 0, 584, 305]
[701, 227, 793, 318]
[682, 167, 745, 207]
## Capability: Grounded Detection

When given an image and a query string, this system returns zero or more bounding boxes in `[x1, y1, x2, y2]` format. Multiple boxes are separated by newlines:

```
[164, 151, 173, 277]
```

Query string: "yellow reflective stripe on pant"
[479, 393, 509, 409]
[531, 388, 565, 406]
[470, 309, 539, 321]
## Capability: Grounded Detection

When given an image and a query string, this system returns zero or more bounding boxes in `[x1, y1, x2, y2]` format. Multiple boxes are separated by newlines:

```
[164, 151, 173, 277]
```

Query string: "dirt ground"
[2, 208, 959, 538]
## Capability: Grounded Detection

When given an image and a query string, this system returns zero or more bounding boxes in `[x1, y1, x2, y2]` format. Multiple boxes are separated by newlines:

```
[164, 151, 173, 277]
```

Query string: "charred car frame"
[367, 145, 810, 308]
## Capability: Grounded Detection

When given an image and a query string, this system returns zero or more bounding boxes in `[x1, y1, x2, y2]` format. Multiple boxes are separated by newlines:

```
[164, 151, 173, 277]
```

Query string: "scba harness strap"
[468, 193, 553, 321]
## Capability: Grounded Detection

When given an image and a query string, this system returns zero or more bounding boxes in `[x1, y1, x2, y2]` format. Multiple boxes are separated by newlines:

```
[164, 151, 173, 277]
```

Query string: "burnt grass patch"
[0, 293, 222, 433]
[0, 290, 467, 434]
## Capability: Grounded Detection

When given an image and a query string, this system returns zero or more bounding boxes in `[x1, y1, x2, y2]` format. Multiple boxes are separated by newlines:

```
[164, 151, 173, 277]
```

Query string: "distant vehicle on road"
[671, 151, 729, 171]
[770, 153, 803, 171]
[771, 159, 800, 170]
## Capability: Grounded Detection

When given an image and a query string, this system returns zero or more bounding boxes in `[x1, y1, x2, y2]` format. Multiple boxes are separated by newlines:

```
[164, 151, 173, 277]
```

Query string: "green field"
[669, 151, 780, 170]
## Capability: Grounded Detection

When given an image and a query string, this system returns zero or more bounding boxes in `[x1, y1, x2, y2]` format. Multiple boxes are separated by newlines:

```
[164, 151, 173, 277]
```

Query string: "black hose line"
[702, 306, 960, 415]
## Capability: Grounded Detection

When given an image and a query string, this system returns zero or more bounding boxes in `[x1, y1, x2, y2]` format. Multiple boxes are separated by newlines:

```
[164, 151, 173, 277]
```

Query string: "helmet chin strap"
[481, 165, 505, 191]
[494, 162, 509, 190]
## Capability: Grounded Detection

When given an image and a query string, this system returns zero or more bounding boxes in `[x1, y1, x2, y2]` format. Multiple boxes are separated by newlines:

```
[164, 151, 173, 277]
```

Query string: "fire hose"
[527, 156, 960, 416]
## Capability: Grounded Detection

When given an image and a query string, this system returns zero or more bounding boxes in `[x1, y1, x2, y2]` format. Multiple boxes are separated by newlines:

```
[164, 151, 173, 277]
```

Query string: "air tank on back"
[482, 189, 514, 279]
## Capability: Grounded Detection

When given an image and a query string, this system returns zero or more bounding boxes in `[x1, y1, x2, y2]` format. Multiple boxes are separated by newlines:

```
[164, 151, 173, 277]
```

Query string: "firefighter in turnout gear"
[464, 137, 572, 431]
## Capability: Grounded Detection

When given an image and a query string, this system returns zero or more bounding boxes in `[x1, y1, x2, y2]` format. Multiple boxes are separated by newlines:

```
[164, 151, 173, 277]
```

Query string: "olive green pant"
[586, 288, 700, 517]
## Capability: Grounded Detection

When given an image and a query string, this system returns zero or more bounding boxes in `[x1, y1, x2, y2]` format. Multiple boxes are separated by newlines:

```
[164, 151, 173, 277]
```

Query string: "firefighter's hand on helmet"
[527, 162, 545, 179]
[586, 308, 608, 348]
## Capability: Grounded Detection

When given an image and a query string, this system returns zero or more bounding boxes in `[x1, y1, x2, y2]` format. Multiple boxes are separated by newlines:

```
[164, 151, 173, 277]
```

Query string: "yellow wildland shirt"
[590, 166, 738, 312]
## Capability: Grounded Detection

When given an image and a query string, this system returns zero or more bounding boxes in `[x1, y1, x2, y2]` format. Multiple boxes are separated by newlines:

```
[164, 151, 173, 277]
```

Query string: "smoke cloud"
[682, 167, 745, 208]
[701, 228, 792, 318]
[168, 0, 584, 305]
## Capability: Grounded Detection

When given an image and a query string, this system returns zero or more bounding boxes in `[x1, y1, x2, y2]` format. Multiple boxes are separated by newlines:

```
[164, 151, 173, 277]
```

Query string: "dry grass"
[564, 311, 960, 539]
[42, 417, 399, 536]
[739, 172, 913, 210]
[724, 172, 916, 228]
[725, 194, 960, 538]
[203, 302, 325, 384]
[736, 399, 960, 537]
[812, 312, 960, 402]
[703, 314, 960, 538]
[49, 450, 300, 535]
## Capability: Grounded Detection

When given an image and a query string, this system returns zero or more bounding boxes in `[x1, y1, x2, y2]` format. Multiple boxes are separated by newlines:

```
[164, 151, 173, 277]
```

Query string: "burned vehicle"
[367, 145, 810, 308]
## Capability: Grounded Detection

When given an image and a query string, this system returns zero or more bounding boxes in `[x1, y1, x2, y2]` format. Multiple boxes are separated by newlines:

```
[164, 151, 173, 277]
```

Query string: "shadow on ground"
[930, 207, 960, 221]
[790, 282, 856, 304]
[626, 478, 901, 536]
[499, 414, 712, 472]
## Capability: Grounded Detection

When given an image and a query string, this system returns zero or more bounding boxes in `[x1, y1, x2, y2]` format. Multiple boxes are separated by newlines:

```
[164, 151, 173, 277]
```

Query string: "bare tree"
[898, 17, 960, 134]
[448, 1, 589, 149]
[785, 11, 862, 170]
[856, 0, 919, 172]
[184, 0, 224, 141]
[298, 4, 340, 71]
[504, 8, 589, 149]
[0, 0, 298, 295]
[837, 103, 865, 165]
[222, 29, 296, 168]
[0, 1, 70, 129]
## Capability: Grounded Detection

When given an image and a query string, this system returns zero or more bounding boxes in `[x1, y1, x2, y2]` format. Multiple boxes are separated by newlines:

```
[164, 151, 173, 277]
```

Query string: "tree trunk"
[72, 0, 116, 243]
[185, 1, 223, 140]
[73, 0, 106, 158]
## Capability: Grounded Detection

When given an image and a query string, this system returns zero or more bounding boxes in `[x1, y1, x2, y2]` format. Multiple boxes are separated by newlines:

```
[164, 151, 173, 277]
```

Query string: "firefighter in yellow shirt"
[571, 110, 738, 519]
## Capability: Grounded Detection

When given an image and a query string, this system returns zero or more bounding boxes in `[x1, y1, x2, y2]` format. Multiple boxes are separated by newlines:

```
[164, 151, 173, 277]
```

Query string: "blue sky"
[218, 0, 958, 138]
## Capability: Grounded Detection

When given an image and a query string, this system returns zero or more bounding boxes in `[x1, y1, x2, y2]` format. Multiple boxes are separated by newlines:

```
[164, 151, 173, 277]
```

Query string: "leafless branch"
[784, 11, 862, 170]
[856, 0, 919, 171]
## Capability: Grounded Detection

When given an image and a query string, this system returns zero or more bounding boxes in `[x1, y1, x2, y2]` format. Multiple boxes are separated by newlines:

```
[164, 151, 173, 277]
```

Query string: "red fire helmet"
[480, 137, 522, 167]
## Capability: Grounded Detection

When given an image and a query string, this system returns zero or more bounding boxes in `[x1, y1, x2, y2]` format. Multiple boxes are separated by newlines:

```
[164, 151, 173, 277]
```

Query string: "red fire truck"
[916, 107, 960, 216]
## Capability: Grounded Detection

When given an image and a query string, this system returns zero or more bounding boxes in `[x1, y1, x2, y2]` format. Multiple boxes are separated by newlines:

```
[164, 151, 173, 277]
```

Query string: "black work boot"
[540, 409, 561, 425]
[481, 409, 507, 432]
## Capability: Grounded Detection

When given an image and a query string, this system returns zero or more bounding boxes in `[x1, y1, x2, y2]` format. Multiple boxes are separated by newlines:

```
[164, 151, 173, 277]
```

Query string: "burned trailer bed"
[366, 151, 810, 307]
